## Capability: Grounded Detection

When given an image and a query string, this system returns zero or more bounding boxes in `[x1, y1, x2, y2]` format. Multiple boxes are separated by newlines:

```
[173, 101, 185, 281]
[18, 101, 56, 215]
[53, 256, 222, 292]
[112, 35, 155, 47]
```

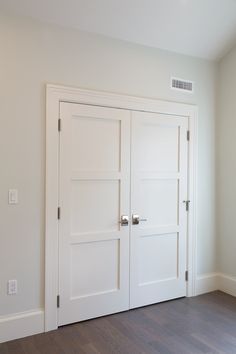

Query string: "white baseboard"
[218, 273, 236, 297]
[196, 272, 236, 297]
[0, 309, 44, 343]
[195, 273, 219, 295]
[0, 274, 236, 344]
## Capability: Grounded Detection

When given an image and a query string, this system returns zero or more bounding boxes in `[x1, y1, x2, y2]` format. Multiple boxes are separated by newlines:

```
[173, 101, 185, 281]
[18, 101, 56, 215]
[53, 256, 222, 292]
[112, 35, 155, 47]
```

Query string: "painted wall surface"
[217, 45, 236, 277]
[0, 12, 217, 316]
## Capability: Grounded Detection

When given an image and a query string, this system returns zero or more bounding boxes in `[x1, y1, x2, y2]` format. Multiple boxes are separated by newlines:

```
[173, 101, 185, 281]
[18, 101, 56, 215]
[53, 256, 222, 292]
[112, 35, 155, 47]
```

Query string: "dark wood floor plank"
[1, 291, 236, 354]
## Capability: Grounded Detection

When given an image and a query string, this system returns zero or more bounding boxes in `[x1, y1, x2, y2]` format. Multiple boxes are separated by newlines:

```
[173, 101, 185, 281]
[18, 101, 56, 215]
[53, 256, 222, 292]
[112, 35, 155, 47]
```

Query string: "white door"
[130, 111, 188, 308]
[58, 102, 131, 326]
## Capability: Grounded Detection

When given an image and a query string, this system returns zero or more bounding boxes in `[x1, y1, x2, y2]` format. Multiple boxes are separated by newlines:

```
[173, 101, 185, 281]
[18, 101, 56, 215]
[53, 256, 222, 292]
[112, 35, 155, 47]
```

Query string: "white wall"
[0, 11, 217, 318]
[217, 45, 236, 277]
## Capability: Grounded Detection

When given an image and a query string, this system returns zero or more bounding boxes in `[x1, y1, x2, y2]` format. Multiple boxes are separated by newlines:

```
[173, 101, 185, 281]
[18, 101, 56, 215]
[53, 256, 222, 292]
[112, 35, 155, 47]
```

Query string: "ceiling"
[1, 0, 236, 60]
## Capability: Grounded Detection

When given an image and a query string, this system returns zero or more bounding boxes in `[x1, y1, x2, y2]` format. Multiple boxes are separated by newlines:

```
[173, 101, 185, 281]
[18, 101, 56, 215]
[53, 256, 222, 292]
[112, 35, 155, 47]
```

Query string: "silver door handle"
[119, 215, 129, 226]
[132, 214, 147, 225]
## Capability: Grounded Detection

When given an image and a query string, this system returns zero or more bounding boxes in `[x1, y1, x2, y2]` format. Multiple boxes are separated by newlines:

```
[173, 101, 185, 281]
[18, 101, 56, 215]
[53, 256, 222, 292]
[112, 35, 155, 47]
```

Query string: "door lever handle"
[119, 215, 129, 226]
[132, 214, 147, 225]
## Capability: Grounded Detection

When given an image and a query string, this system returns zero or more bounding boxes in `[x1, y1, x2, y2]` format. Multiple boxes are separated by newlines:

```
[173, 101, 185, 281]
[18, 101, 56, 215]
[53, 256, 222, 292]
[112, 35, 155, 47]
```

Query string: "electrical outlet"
[7, 280, 17, 295]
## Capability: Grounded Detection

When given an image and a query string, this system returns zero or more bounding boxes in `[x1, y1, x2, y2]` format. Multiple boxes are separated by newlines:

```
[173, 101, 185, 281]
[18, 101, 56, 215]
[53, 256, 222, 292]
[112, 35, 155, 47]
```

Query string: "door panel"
[70, 239, 119, 298]
[58, 103, 130, 326]
[138, 233, 178, 284]
[140, 179, 178, 226]
[139, 123, 179, 172]
[71, 179, 120, 233]
[71, 116, 121, 172]
[130, 111, 188, 308]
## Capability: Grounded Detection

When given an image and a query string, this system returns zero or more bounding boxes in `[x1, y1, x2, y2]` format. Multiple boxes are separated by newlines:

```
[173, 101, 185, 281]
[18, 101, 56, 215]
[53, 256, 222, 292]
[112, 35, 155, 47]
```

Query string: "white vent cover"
[171, 77, 194, 93]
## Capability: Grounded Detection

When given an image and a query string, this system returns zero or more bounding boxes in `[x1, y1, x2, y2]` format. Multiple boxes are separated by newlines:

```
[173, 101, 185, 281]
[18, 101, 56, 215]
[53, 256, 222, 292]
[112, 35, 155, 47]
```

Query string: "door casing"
[45, 84, 198, 332]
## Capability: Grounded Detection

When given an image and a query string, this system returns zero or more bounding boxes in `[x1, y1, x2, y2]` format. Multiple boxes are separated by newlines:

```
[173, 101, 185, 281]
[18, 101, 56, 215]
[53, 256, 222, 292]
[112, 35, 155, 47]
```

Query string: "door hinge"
[58, 118, 61, 132]
[57, 295, 60, 308]
[185, 270, 189, 282]
[57, 207, 61, 220]
[187, 130, 190, 141]
[183, 200, 190, 212]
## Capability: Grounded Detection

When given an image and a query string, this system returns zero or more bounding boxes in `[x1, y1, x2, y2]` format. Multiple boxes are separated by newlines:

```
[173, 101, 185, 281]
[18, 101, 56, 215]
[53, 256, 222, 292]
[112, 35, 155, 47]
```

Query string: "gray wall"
[217, 45, 236, 277]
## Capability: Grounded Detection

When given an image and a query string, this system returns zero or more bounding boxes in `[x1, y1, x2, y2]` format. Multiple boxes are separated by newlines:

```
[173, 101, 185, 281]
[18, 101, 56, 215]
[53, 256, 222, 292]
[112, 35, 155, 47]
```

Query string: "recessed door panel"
[138, 233, 178, 285]
[71, 116, 121, 172]
[71, 180, 120, 233]
[139, 123, 180, 172]
[140, 179, 179, 226]
[71, 239, 120, 298]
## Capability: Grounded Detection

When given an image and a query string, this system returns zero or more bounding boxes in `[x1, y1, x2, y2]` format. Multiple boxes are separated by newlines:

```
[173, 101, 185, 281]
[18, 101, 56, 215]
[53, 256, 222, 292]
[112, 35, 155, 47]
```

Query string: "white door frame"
[45, 84, 198, 332]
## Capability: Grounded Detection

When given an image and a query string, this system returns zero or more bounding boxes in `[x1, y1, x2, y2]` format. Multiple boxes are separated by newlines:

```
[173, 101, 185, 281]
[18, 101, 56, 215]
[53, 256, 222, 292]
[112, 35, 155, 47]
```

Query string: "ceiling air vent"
[171, 77, 194, 93]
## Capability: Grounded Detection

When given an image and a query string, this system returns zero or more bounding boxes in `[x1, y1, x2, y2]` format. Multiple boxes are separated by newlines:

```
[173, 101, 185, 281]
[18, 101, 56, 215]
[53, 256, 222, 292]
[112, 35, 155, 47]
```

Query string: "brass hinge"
[183, 200, 190, 212]
[57, 207, 61, 220]
[58, 118, 61, 132]
[187, 130, 190, 141]
[57, 295, 60, 308]
[185, 270, 189, 282]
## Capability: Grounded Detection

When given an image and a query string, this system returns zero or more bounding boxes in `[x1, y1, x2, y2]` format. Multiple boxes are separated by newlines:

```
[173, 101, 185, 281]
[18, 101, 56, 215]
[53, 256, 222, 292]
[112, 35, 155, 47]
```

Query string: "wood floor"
[1, 291, 236, 354]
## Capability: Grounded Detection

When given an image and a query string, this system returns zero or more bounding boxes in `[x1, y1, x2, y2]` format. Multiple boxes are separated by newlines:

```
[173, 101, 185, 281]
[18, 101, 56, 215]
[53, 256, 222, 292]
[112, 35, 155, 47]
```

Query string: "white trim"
[0, 309, 44, 343]
[196, 273, 236, 297]
[219, 273, 236, 297]
[46, 84, 198, 331]
[195, 273, 219, 295]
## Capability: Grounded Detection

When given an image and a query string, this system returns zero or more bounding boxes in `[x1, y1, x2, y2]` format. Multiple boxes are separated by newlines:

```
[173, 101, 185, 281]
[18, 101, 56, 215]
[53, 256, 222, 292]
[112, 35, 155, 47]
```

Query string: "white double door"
[58, 102, 188, 326]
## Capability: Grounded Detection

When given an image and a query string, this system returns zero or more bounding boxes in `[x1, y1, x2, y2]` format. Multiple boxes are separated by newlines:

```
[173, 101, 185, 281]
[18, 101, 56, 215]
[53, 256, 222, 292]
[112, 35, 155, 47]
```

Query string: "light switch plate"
[8, 280, 17, 295]
[8, 189, 18, 204]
